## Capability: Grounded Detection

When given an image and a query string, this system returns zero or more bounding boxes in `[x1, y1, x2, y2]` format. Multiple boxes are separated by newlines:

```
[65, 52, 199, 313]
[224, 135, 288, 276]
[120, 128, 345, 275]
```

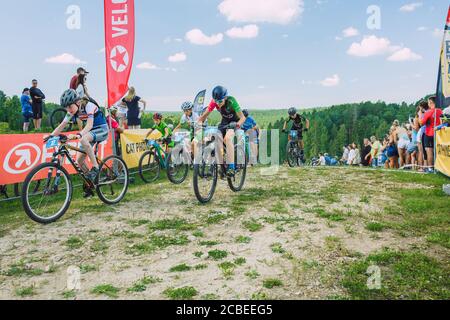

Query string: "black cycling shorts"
[423, 135, 434, 149]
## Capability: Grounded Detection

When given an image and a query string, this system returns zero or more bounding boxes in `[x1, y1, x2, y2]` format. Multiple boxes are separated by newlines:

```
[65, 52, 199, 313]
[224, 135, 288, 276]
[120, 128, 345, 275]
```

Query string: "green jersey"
[152, 121, 172, 137]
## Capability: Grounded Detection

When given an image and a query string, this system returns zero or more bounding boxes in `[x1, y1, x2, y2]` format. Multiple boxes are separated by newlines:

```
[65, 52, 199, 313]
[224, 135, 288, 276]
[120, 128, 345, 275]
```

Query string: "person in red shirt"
[419, 96, 442, 169]
[70, 67, 89, 90]
[106, 107, 124, 155]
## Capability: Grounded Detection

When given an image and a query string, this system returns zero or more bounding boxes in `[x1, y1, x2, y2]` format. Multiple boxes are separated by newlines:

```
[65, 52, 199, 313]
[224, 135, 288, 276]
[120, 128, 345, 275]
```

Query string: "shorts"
[79, 125, 109, 152]
[398, 139, 409, 149]
[23, 112, 33, 123]
[32, 103, 43, 120]
[407, 142, 418, 154]
[423, 135, 434, 149]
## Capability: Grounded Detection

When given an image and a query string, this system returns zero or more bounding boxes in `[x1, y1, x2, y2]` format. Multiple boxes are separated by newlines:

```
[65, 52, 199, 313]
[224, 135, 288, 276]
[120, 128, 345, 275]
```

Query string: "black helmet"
[288, 107, 297, 116]
[212, 86, 228, 101]
[242, 109, 249, 117]
[60, 89, 80, 108]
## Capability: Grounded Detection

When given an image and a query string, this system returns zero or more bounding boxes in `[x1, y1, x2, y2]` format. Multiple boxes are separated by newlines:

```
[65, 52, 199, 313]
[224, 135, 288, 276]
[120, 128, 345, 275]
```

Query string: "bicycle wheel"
[22, 163, 72, 224]
[228, 143, 248, 192]
[167, 150, 189, 185]
[51, 108, 73, 131]
[286, 142, 297, 168]
[96, 155, 129, 205]
[139, 150, 161, 183]
[193, 159, 218, 204]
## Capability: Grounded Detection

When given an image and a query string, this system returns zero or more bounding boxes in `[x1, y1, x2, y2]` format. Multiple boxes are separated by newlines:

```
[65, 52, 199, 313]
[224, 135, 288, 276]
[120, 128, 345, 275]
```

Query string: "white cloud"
[347, 35, 395, 57]
[342, 27, 360, 38]
[137, 62, 159, 70]
[417, 26, 428, 31]
[219, 57, 233, 63]
[165, 67, 177, 72]
[226, 25, 259, 39]
[45, 53, 86, 64]
[400, 2, 423, 12]
[185, 29, 223, 46]
[320, 74, 340, 87]
[387, 48, 422, 62]
[335, 36, 343, 41]
[168, 52, 187, 63]
[218, 0, 304, 25]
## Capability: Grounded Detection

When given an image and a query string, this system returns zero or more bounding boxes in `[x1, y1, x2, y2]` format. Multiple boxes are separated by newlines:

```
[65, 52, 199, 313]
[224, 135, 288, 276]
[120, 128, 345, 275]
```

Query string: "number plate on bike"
[46, 137, 60, 148]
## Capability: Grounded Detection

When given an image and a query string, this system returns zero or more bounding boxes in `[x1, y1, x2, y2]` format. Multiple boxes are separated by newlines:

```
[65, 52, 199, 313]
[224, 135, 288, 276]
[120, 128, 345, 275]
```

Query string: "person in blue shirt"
[242, 110, 260, 165]
[20, 88, 33, 132]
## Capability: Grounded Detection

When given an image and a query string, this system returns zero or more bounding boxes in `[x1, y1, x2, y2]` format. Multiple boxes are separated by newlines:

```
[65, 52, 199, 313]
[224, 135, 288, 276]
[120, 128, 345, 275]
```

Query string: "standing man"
[29, 79, 45, 131]
[419, 96, 443, 172]
[361, 138, 372, 167]
[20, 88, 33, 132]
[70, 67, 89, 90]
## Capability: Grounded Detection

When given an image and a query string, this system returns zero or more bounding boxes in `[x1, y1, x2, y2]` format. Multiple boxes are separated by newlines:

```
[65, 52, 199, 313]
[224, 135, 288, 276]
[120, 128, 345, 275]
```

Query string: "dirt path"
[0, 167, 447, 300]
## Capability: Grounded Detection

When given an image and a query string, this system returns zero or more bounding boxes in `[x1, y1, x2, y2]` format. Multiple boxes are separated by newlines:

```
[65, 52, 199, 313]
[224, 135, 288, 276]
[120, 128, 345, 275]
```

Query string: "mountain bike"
[21, 134, 129, 224]
[193, 123, 248, 204]
[285, 130, 305, 167]
[138, 137, 190, 185]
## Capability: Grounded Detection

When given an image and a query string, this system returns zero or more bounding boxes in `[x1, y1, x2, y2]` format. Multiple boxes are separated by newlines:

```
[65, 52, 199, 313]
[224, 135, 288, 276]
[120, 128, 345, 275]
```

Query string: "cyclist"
[145, 113, 174, 150]
[48, 89, 109, 191]
[282, 107, 310, 162]
[197, 86, 246, 176]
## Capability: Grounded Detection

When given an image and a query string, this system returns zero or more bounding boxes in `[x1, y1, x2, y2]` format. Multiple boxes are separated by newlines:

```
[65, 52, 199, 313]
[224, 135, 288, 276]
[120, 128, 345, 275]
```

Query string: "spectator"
[70, 67, 89, 90]
[341, 145, 350, 165]
[29, 79, 45, 131]
[361, 138, 372, 167]
[387, 127, 399, 169]
[392, 120, 410, 168]
[319, 153, 326, 166]
[20, 88, 33, 132]
[406, 123, 418, 170]
[419, 96, 443, 172]
[75, 73, 90, 99]
[347, 145, 355, 165]
[369, 136, 382, 168]
[353, 143, 361, 166]
[121, 87, 147, 130]
[107, 107, 124, 155]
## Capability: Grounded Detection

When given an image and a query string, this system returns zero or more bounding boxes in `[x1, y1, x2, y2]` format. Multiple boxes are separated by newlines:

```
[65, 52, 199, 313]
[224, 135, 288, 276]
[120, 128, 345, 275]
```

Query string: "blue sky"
[0, 0, 448, 110]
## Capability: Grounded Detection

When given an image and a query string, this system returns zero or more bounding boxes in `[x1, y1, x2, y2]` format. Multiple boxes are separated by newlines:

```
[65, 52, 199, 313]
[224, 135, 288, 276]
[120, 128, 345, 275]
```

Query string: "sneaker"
[83, 189, 95, 199]
[86, 167, 100, 182]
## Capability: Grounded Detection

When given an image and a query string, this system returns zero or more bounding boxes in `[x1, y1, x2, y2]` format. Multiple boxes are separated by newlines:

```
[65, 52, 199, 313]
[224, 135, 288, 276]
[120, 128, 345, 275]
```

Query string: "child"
[146, 113, 174, 151]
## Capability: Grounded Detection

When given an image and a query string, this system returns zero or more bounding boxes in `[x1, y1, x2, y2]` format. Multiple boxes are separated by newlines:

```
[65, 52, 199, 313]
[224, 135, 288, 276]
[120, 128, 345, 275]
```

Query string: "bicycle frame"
[145, 140, 168, 169]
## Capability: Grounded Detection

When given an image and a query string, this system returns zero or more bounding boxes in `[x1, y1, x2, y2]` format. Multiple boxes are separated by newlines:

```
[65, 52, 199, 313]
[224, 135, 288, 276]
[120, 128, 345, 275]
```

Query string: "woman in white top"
[347, 145, 356, 165]
[392, 120, 410, 168]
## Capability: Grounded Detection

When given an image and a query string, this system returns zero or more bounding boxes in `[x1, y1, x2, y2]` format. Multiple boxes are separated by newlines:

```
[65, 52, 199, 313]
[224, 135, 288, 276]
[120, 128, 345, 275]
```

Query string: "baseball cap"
[77, 67, 89, 74]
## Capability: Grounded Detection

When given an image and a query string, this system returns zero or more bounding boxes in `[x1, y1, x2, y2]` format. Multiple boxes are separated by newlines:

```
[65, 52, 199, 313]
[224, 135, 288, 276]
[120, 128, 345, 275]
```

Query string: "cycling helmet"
[60, 89, 80, 108]
[153, 113, 163, 120]
[288, 107, 297, 116]
[212, 86, 228, 101]
[181, 101, 194, 111]
[242, 109, 249, 117]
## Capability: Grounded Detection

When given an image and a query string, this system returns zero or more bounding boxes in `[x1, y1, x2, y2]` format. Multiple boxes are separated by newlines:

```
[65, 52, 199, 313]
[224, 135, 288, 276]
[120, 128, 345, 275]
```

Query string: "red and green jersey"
[207, 96, 241, 122]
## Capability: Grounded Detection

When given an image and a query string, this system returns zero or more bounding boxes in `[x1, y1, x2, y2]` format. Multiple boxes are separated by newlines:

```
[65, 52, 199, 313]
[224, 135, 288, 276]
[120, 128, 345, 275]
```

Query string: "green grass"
[163, 286, 198, 300]
[128, 234, 190, 255]
[243, 219, 263, 232]
[62, 290, 77, 299]
[91, 284, 120, 298]
[127, 219, 150, 227]
[366, 222, 385, 232]
[426, 231, 450, 249]
[263, 278, 283, 289]
[316, 209, 345, 222]
[194, 264, 208, 270]
[245, 270, 260, 280]
[234, 258, 246, 266]
[271, 243, 286, 254]
[66, 236, 84, 250]
[127, 276, 161, 293]
[218, 262, 236, 278]
[149, 218, 195, 231]
[4, 261, 44, 277]
[342, 249, 450, 300]
[194, 251, 204, 258]
[15, 286, 36, 297]
[169, 264, 192, 273]
[235, 236, 252, 244]
[208, 250, 228, 260]
[199, 240, 221, 247]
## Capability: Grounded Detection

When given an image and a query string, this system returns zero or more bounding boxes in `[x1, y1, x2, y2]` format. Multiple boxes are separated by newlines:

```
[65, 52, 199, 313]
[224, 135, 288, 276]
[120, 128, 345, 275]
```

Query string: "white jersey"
[180, 112, 200, 128]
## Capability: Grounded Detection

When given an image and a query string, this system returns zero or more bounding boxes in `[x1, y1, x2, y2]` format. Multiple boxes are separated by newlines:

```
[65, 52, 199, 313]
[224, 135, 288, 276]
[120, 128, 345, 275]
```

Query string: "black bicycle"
[285, 130, 305, 167]
[21, 135, 129, 224]
[193, 123, 248, 204]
